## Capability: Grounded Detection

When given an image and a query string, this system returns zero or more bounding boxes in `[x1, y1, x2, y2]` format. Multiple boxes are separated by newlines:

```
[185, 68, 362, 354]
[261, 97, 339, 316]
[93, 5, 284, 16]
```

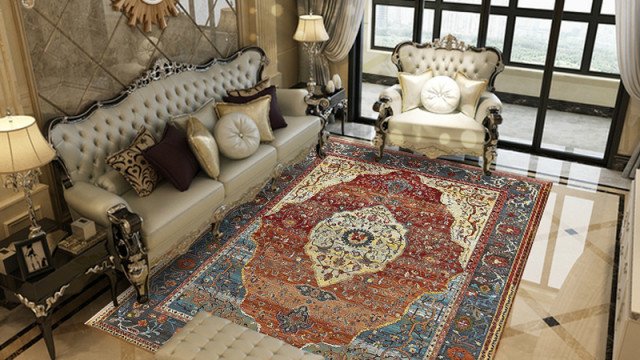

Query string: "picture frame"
[14, 233, 54, 280]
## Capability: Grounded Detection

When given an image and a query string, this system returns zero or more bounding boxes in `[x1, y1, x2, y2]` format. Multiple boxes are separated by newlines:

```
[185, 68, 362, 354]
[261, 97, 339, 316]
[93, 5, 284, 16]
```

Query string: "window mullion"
[477, 0, 491, 47]
[433, 0, 443, 40]
[501, 0, 518, 63]
[413, 0, 425, 43]
[581, 0, 604, 74]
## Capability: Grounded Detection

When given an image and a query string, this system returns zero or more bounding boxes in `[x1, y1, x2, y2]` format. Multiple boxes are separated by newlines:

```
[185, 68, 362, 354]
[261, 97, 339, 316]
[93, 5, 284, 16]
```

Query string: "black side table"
[0, 222, 118, 360]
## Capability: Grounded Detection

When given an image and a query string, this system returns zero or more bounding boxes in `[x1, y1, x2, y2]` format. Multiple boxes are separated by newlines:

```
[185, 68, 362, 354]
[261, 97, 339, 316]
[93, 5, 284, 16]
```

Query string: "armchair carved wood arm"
[373, 35, 505, 175]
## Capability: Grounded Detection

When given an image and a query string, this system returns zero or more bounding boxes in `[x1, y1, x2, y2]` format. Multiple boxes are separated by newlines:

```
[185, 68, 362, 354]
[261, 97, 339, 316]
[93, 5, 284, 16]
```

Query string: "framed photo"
[14, 233, 54, 280]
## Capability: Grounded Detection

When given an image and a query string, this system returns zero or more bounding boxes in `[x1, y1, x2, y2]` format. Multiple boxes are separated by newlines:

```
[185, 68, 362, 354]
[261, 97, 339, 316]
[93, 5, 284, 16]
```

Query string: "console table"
[614, 169, 640, 359]
[0, 223, 117, 360]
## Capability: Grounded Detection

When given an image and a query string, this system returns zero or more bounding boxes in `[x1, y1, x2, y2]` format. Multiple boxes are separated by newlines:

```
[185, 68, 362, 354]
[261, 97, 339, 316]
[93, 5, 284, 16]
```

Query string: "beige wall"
[275, 0, 299, 88]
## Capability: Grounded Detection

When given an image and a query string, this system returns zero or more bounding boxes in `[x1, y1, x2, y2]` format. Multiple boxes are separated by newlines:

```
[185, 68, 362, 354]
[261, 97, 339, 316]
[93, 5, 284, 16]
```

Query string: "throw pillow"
[399, 71, 433, 112]
[455, 72, 488, 118]
[215, 95, 274, 142]
[224, 85, 288, 130]
[172, 99, 217, 133]
[187, 117, 220, 180]
[106, 127, 159, 197]
[95, 170, 132, 195]
[143, 124, 200, 192]
[421, 76, 461, 114]
[214, 112, 261, 160]
[227, 78, 271, 97]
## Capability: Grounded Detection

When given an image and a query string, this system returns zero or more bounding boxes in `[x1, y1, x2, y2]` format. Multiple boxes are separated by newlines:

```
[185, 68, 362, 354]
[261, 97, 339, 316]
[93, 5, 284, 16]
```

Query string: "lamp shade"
[293, 14, 329, 42]
[0, 115, 55, 174]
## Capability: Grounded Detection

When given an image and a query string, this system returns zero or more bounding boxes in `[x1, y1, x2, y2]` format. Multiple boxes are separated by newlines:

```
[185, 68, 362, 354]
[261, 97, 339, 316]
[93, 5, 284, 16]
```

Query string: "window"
[591, 24, 619, 74]
[564, 0, 592, 13]
[373, 4, 415, 49]
[555, 21, 588, 69]
[601, 0, 615, 15]
[440, 11, 480, 45]
[422, 9, 435, 42]
[517, 0, 554, 10]
[486, 15, 507, 50]
[511, 18, 552, 65]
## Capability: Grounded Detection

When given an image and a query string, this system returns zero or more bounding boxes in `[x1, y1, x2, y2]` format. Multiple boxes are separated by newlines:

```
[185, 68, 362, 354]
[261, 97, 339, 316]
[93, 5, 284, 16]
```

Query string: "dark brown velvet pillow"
[143, 124, 200, 192]
[223, 85, 288, 130]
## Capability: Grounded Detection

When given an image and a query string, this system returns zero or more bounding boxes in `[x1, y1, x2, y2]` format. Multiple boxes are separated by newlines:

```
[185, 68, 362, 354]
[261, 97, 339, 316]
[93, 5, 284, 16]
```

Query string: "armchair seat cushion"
[388, 108, 486, 147]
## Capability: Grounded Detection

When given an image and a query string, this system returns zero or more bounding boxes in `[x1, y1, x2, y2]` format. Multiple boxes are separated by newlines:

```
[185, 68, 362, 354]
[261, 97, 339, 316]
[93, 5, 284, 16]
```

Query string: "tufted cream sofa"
[48, 47, 322, 300]
[373, 35, 505, 174]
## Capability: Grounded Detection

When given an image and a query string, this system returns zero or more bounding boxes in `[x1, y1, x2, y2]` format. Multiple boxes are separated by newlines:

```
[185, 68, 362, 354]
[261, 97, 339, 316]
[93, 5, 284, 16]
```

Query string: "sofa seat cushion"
[388, 108, 486, 147]
[218, 145, 277, 204]
[122, 174, 225, 260]
[270, 116, 322, 164]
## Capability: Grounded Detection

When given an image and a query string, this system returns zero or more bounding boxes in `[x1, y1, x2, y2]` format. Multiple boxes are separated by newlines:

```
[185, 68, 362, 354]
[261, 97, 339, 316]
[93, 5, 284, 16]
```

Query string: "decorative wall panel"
[20, 0, 238, 121]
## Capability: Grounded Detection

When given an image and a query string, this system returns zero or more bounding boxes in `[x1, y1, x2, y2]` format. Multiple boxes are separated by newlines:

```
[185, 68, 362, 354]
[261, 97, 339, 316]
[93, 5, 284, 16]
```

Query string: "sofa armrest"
[64, 181, 131, 227]
[374, 84, 402, 119]
[474, 91, 503, 124]
[276, 88, 309, 117]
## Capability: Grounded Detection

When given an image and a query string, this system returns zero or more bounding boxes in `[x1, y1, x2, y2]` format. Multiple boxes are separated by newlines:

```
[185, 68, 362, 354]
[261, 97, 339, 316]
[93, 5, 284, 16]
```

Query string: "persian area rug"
[87, 138, 551, 359]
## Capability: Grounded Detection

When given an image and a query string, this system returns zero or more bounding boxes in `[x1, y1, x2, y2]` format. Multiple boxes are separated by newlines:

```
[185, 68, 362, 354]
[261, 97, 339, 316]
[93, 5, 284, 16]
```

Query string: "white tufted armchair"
[373, 35, 505, 174]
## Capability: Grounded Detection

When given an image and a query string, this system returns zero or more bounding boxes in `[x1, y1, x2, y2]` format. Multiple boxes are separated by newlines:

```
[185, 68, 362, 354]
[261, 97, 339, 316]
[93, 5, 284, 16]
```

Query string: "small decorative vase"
[332, 74, 342, 90]
[325, 80, 336, 94]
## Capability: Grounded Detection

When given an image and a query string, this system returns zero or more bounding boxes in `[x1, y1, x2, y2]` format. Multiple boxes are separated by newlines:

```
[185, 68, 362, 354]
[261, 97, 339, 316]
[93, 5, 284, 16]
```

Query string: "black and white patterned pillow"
[106, 128, 159, 197]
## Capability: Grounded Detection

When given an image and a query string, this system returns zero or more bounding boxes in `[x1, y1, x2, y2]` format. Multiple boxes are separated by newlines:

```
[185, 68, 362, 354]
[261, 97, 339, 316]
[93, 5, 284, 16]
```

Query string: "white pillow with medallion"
[213, 112, 260, 160]
[421, 76, 461, 114]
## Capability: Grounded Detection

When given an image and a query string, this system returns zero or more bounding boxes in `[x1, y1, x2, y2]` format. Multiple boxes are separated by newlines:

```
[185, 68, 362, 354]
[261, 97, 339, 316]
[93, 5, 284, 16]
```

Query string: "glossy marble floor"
[0, 137, 628, 359]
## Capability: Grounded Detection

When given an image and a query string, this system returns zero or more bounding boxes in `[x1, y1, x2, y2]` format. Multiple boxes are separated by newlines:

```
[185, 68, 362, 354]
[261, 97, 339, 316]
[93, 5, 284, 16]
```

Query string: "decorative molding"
[85, 256, 116, 275]
[16, 284, 70, 318]
[112, 0, 179, 32]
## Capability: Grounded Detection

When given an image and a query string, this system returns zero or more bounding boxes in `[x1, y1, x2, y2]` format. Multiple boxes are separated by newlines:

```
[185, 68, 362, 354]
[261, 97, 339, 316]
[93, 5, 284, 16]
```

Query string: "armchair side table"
[0, 223, 118, 360]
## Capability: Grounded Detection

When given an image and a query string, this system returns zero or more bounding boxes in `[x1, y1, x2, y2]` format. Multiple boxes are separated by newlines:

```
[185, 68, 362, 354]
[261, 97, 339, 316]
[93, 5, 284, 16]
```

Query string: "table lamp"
[293, 13, 329, 94]
[0, 112, 56, 238]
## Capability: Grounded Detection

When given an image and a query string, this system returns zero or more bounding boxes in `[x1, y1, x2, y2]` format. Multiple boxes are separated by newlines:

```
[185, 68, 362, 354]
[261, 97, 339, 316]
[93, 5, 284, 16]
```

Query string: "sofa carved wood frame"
[373, 34, 505, 175]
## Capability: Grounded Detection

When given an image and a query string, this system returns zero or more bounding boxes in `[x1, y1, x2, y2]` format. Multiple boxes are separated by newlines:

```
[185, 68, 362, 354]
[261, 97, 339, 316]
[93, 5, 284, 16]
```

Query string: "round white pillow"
[421, 76, 461, 114]
[213, 112, 260, 160]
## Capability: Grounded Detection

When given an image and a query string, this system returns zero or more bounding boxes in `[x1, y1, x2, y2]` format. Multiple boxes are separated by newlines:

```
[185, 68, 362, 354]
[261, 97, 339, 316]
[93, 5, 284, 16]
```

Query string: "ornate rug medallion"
[87, 139, 551, 359]
[306, 205, 408, 286]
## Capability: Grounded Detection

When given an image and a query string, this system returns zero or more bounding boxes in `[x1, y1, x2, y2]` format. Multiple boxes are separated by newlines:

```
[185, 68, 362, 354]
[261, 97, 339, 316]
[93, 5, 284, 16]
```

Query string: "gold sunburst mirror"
[113, 0, 179, 32]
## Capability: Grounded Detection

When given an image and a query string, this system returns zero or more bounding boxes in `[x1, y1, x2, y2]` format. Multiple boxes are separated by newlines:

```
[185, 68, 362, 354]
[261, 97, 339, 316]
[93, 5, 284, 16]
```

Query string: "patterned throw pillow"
[227, 78, 271, 97]
[215, 95, 274, 142]
[106, 127, 159, 197]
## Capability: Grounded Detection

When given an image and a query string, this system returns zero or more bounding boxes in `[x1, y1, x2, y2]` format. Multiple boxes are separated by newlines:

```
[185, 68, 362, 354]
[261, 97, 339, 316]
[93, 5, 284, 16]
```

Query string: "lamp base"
[2, 169, 44, 239]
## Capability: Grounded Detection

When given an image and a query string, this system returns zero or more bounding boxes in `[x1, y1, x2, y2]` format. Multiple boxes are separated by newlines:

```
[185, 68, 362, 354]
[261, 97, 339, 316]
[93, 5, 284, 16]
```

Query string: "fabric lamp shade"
[0, 115, 55, 174]
[293, 15, 329, 42]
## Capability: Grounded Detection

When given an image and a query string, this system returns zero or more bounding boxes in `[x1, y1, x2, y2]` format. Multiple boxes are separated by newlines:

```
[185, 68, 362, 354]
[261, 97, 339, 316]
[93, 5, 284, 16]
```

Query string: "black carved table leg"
[37, 314, 55, 360]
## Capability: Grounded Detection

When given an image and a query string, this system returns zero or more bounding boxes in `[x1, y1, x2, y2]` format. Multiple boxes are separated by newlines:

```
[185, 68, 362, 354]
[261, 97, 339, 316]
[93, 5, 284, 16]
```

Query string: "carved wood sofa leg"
[211, 205, 228, 241]
[107, 204, 149, 304]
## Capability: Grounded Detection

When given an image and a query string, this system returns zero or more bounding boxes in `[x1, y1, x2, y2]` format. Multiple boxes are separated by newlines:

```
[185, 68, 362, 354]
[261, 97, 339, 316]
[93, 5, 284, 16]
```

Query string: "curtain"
[616, 0, 640, 178]
[297, 0, 365, 86]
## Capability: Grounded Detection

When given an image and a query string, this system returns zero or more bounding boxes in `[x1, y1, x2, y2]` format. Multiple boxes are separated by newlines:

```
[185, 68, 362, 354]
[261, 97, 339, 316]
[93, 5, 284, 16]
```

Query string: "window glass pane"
[517, 0, 554, 10]
[491, 0, 509, 6]
[511, 17, 552, 65]
[440, 11, 480, 45]
[601, 0, 615, 15]
[486, 15, 507, 50]
[373, 5, 415, 48]
[590, 24, 619, 74]
[444, 0, 481, 4]
[422, 9, 435, 42]
[564, 0, 592, 13]
[554, 21, 588, 69]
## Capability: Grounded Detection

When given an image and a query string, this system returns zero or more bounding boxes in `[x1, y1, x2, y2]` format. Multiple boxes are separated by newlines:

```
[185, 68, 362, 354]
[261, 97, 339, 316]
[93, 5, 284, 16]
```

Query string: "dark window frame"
[370, 0, 618, 78]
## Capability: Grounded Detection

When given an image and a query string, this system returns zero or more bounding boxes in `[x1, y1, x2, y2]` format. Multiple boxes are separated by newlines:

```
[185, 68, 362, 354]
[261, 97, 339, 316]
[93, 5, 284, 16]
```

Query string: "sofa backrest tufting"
[392, 34, 504, 90]
[48, 47, 267, 185]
